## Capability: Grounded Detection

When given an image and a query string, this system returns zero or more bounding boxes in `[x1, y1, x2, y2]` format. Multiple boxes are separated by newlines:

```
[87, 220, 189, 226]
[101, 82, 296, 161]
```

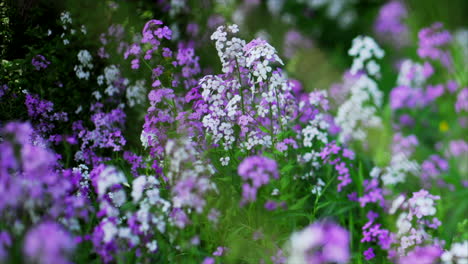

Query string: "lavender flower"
[363, 247, 375, 260]
[398, 245, 442, 264]
[31, 54, 51, 70]
[24, 222, 75, 264]
[455, 88, 468, 113]
[238, 156, 279, 204]
[418, 23, 453, 68]
[374, 1, 409, 47]
[287, 221, 349, 264]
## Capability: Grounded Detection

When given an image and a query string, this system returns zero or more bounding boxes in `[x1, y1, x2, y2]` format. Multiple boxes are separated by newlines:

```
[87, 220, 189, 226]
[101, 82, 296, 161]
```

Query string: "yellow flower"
[439, 121, 449, 132]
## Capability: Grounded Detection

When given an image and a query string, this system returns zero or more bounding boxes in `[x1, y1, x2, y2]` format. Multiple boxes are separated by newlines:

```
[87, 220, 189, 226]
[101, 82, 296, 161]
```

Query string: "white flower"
[271, 188, 280, 196]
[102, 219, 118, 243]
[348, 36, 384, 77]
[389, 195, 406, 214]
[441, 241, 468, 264]
[132, 176, 146, 202]
[220, 156, 230, 166]
[146, 240, 158, 252]
[60, 11, 72, 25]
[77, 50, 93, 68]
[96, 166, 127, 198]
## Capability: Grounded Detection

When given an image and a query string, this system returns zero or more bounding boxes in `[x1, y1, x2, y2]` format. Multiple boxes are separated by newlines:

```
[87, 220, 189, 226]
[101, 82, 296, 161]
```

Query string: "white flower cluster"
[100, 65, 128, 96]
[203, 25, 293, 151]
[244, 39, 283, 83]
[72, 164, 90, 198]
[441, 241, 468, 264]
[397, 60, 426, 87]
[140, 129, 157, 149]
[60, 11, 72, 28]
[302, 113, 329, 147]
[131, 174, 170, 234]
[220, 156, 230, 166]
[200, 75, 238, 149]
[59, 11, 86, 45]
[126, 80, 146, 107]
[311, 178, 325, 195]
[240, 131, 273, 150]
[211, 24, 246, 74]
[298, 150, 321, 168]
[370, 155, 419, 186]
[370, 134, 420, 186]
[96, 166, 127, 198]
[165, 138, 216, 213]
[255, 70, 292, 121]
[390, 190, 441, 255]
[382, 153, 419, 185]
[75, 50, 93, 80]
[348, 36, 385, 77]
[335, 36, 384, 142]
[297, 90, 330, 170]
[335, 75, 383, 142]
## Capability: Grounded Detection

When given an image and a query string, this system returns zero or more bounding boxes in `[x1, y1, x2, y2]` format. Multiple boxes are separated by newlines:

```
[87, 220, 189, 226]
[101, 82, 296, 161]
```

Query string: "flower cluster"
[238, 156, 279, 205]
[393, 190, 441, 256]
[374, 1, 409, 47]
[418, 23, 453, 69]
[31, 54, 51, 70]
[198, 24, 296, 151]
[336, 36, 384, 142]
[75, 49, 93, 80]
[287, 221, 350, 264]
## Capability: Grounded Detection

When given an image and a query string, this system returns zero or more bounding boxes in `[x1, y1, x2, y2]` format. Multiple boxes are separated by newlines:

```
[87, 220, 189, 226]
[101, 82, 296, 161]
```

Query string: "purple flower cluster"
[320, 142, 355, 191]
[361, 211, 394, 252]
[25, 93, 68, 135]
[0, 84, 8, 98]
[0, 122, 87, 262]
[73, 107, 126, 165]
[398, 245, 442, 264]
[374, 1, 409, 47]
[238, 156, 279, 205]
[31, 54, 51, 70]
[421, 155, 449, 180]
[24, 221, 76, 264]
[418, 23, 453, 68]
[455, 88, 468, 113]
[283, 29, 313, 58]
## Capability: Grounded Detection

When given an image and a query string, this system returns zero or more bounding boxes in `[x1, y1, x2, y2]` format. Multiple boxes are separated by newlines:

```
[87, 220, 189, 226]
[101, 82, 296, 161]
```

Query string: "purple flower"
[24, 221, 75, 264]
[271, 249, 286, 264]
[421, 155, 448, 180]
[238, 156, 279, 204]
[264, 200, 278, 211]
[0, 84, 8, 98]
[447, 140, 468, 157]
[148, 88, 175, 105]
[358, 179, 385, 207]
[213, 246, 227, 256]
[288, 221, 349, 264]
[455, 88, 468, 112]
[154, 26, 172, 40]
[374, 1, 409, 47]
[363, 247, 375, 260]
[31, 54, 51, 70]
[418, 23, 453, 68]
[283, 30, 313, 58]
[398, 245, 442, 264]
[202, 257, 215, 264]
[0, 231, 12, 261]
